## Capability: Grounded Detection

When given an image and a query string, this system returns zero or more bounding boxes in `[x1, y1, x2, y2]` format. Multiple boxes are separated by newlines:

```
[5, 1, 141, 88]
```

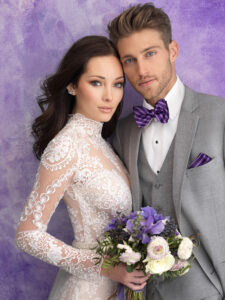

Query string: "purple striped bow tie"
[133, 99, 169, 128]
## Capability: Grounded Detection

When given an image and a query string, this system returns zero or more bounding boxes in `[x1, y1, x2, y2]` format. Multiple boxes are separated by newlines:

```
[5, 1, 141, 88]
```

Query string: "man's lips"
[138, 78, 155, 87]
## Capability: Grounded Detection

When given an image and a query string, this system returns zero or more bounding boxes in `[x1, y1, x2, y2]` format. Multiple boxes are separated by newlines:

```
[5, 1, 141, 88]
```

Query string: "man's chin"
[139, 88, 156, 101]
[143, 93, 155, 102]
[143, 94, 161, 106]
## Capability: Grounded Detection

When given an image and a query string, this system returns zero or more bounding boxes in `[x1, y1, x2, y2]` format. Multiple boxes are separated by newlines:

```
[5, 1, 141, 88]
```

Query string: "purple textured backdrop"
[0, 0, 224, 299]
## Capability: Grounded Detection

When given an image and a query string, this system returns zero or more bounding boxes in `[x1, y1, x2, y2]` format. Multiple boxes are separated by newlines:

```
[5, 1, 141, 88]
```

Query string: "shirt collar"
[143, 76, 184, 120]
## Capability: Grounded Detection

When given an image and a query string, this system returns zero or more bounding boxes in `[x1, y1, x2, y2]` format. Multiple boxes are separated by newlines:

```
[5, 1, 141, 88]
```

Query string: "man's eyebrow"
[121, 46, 161, 59]
[120, 54, 133, 60]
[141, 46, 161, 53]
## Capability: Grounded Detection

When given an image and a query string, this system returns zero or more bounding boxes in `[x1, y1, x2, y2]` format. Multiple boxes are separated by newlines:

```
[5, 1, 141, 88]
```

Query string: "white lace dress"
[16, 113, 132, 300]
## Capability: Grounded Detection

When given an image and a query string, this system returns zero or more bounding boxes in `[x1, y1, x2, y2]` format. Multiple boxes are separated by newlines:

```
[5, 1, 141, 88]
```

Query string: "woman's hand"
[101, 263, 150, 291]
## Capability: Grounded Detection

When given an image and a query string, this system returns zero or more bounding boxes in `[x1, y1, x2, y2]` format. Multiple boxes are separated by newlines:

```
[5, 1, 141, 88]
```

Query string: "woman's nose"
[103, 86, 113, 102]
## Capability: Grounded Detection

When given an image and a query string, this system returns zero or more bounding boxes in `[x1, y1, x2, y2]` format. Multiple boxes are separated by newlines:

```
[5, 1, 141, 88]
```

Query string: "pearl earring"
[68, 90, 75, 96]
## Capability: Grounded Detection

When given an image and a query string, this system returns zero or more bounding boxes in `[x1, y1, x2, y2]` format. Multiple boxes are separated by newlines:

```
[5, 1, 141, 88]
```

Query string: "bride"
[16, 35, 149, 299]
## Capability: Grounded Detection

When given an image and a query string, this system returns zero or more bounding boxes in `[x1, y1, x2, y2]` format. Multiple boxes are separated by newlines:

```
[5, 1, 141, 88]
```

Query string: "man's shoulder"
[117, 112, 135, 129]
[184, 86, 225, 121]
[185, 85, 225, 107]
[114, 112, 138, 141]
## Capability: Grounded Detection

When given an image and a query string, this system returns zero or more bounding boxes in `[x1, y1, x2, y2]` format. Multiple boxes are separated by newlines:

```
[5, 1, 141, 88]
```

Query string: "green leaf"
[127, 264, 135, 273]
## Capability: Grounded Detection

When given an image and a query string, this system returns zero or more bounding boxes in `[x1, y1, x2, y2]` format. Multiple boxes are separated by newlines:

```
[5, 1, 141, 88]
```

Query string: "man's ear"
[67, 83, 77, 96]
[169, 40, 179, 63]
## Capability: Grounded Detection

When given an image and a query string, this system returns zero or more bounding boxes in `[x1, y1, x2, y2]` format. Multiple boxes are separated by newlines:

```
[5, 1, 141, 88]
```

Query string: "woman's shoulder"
[40, 119, 79, 171]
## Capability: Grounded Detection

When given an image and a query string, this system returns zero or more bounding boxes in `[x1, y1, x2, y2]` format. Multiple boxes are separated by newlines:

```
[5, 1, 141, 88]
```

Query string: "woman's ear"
[67, 83, 77, 96]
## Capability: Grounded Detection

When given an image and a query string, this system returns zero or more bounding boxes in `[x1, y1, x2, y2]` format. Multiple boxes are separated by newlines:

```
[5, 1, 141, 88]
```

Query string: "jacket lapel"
[128, 118, 142, 211]
[173, 86, 199, 226]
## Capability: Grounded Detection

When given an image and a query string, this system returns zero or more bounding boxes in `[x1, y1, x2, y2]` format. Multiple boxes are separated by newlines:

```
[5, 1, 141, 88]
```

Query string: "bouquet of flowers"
[94, 206, 198, 300]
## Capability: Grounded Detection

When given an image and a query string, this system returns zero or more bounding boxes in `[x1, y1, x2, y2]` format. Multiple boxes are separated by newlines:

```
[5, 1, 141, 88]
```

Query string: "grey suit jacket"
[112, 86, 225, 299]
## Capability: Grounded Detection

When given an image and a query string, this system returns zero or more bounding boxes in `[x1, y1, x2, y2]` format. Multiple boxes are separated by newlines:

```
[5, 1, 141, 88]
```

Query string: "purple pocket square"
[188, 153, 212, 169]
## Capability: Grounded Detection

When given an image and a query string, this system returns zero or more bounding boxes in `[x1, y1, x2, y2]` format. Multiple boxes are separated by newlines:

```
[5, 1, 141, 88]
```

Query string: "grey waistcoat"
[138, 136, 177, 221]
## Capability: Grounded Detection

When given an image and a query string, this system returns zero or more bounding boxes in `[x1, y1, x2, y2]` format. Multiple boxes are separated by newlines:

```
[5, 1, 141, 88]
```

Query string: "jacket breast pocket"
[186, 157, 217, 177]
[183, 157, 220, 201]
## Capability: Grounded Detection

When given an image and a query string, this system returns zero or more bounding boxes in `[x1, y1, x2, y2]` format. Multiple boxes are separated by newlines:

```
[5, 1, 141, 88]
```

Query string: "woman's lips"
[98, 107, 113, 113]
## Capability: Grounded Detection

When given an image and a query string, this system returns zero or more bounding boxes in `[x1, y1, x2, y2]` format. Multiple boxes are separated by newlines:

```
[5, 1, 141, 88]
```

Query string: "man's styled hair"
[108, 2, 172, 48]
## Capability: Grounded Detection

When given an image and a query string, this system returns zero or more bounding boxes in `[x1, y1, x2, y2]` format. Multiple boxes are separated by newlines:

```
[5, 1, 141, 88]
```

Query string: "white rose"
[117, 244, 141, 265]
[117, 244, 130, 251]
[144, 253, 175, 275]
[177, 237, 193, 260]
[147, 236, 169, 260]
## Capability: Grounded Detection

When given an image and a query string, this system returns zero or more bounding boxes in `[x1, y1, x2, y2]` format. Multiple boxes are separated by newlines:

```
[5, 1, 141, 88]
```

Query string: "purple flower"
[122, 216, 129, 223]
[154, 214, 165, 222]
[129, 212, 137, 219]
[142, 215, 155, 230]
[105, 219, 117, 231]
[149, 220, 165, 235]
[126, 219, 134, 232]
[142, 233, 150, 244]
[140, 206, 156, 219]
[140, 215, 165, 236]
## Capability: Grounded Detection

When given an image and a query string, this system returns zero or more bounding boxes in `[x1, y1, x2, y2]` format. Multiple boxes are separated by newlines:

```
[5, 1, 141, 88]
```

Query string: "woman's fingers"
[129, 270, 151, 283]
[131, 270, 151, 279]
[102, 263, 150, 289]
[130, 275, 149, 284]
[130, 269, 145, 276]
[127, 281, 147, 291]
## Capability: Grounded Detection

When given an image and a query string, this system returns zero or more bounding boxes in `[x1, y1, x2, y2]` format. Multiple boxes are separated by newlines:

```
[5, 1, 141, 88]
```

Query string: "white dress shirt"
[142, 77, 185, 174]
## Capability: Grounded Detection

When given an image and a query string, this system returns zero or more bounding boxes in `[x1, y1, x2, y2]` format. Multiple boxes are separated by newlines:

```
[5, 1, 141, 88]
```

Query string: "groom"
[108, 3, 225, 300]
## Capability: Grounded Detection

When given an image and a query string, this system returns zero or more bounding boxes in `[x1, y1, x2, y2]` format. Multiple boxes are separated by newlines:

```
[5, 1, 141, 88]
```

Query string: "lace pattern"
[16, 113, 132, 299]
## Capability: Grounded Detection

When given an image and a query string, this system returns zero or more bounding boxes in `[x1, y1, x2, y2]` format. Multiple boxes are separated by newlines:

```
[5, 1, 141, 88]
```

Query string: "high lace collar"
[68, 113, 103, 137]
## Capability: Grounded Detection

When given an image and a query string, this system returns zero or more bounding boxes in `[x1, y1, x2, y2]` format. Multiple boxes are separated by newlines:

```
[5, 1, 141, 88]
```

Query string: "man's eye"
[91, 81, 101, 86]
[146, 51, 155, 57]
[124, 58, 134, 64]
[114, 82, 124, 88]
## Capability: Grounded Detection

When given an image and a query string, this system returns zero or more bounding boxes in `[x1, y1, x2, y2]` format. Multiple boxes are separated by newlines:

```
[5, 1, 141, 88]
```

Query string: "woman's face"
[72, 55, 124, 123]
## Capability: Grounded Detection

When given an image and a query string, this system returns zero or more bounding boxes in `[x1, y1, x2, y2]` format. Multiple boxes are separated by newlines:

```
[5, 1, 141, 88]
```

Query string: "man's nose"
[137, 60, 147, 77]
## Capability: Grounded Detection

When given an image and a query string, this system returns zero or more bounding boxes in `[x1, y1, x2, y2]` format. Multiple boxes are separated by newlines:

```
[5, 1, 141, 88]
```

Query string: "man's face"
[117, 29, 178, 106]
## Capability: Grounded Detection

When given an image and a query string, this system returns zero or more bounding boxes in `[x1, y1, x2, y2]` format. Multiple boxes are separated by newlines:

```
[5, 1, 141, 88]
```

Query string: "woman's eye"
[90, 80, 101, 86]
[114, 82, 124, 88]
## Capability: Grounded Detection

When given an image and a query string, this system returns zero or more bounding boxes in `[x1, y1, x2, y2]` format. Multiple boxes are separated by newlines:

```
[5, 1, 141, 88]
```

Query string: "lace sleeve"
[16, 132, 101, 281]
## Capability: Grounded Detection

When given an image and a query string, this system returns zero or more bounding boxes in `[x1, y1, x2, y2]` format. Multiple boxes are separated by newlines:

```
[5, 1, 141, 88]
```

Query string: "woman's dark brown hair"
[32, 35, 123, 159]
